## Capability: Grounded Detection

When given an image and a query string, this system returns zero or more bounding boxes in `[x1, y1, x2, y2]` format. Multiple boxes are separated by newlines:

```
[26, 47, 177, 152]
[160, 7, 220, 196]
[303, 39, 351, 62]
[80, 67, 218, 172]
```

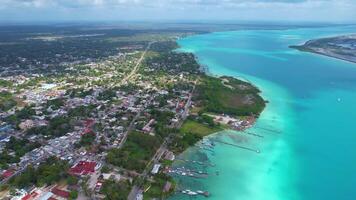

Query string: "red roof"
[69, 161, 97, 175]
[2, 169, 14, 178]
[21, 192, 38, 200]
[84, 119, 95, 127]
[21, 194, 31, 200]
[81, 128, 93, 135]
[51, 188, 70, 198]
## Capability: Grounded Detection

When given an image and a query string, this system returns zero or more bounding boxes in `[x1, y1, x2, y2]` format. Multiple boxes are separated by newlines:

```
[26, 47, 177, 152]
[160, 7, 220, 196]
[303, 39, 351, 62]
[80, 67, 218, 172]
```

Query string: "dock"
[181, 189, 210, 197]
[254, 126, 282, 134]
[243, 131, 264, 138]
[212, 139, 260, 153]
[168, 168, 208, 178]
[176, 158, 215, 167]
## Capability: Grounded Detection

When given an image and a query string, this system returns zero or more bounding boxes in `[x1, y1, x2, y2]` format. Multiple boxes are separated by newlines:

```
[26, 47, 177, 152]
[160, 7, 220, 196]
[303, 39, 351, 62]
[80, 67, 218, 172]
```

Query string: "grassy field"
[180, 120, 223, 137]
[106, 131, 161, 172]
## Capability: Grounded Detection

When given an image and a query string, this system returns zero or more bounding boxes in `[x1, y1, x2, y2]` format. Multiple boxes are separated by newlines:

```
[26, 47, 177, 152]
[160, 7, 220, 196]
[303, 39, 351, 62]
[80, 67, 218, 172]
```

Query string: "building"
[163, 181, 172, 193]
[164, 151, 175, 161]
[2, 169, 14, 179]
[69, 161, 98, 176]
[142, 119, 155, 133]
[51, 187, 70, 199]
[19, 120, 35, 130]
[151, 164, 161, 174]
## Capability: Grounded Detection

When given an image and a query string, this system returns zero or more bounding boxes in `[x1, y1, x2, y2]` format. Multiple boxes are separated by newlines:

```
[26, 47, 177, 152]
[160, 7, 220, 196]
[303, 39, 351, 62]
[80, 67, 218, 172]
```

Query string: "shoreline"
[166, 36, 267, 197]
[290, 46, 356, 64]
[167, 26, 356, 200]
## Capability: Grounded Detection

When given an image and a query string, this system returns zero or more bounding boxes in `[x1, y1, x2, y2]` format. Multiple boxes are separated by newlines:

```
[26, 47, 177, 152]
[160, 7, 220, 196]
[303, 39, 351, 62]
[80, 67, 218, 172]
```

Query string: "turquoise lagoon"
[169, 26, 356, 200]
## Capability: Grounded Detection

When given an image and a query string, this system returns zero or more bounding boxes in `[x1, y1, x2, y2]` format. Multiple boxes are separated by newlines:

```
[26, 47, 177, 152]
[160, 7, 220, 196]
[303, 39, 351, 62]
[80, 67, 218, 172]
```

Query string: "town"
[0, 26, 265, 200]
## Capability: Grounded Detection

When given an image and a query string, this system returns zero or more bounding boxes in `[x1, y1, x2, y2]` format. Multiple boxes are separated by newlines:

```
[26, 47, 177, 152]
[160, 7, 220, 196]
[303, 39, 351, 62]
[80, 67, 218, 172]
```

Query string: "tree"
[79, 133, 96, 147]
[67, 176, 78, 185]
[69, 190, 78, 200]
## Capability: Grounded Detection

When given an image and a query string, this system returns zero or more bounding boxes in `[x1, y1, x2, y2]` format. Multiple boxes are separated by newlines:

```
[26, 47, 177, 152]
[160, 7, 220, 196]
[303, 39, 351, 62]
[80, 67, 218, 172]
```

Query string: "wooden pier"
[254, 126, 282, 134]
[176, 158, 215, 167]
[243, 131, 264, 138]
[212, 139, 260, 153]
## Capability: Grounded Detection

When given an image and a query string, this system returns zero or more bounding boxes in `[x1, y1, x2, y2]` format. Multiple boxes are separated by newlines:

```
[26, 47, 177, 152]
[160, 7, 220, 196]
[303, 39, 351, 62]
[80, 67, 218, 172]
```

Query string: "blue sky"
[1, 0, 356, 23]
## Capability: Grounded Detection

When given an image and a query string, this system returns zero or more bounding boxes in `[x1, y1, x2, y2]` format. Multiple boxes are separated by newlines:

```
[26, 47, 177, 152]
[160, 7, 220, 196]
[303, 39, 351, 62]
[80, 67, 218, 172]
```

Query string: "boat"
[188, 191, 198, 195]
[203, 191, 210, 197]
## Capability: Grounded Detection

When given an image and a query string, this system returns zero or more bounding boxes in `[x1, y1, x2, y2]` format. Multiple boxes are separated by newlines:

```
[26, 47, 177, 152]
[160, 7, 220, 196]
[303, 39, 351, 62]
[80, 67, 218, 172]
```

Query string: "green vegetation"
[69, 190, 78, 200]
[9, 157, 69, 188]
[143, 173, 175, 199]
[170, 132, 201, 153]
[0, 79, 12, 87]
[169, 115, 222, 153]
[46, 98, 64, 110]
[66, 175, 79, 186]
[97, 89, 117, 101]
[5, 106, 35, 127]
[5, 137, 41, 158]
[0, 91, 17, 112]
[66, 88, 93, 98]
[100, 179, 131, 200]
[195, 75, 265, 117]
[180, 119, 222, 137]
[0, 137, 41, 169]
[144, 51, 201, 74]
[27, 116, 73, 138]
[150, 41, 179, 52]
[150, 109, 176, 138]
[68, 105, 96, 118]
[78, 133, 96, 147]
[106, 131, 160, 172]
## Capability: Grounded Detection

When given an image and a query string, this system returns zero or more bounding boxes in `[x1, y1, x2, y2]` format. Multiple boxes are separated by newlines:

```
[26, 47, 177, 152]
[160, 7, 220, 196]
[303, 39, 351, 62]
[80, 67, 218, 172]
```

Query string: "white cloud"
[1, 0, 355, 22]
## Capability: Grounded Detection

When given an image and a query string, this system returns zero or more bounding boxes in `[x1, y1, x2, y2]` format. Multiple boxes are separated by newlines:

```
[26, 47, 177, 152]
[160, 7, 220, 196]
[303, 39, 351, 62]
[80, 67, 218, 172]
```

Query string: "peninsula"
[290, 34, 356, 63]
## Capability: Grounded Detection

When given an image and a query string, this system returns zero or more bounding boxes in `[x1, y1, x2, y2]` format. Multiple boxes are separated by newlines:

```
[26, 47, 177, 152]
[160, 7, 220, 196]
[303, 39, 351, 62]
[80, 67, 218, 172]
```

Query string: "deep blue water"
[170, 25, 356, 200]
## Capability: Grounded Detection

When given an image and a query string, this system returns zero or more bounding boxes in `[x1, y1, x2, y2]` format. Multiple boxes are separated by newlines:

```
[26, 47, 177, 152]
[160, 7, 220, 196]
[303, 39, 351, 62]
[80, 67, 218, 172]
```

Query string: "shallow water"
[169, 25, 356, 200]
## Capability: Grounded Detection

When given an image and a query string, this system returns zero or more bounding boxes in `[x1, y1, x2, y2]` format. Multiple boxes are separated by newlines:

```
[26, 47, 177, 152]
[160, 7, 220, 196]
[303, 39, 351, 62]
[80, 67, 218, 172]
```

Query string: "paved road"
[118, 95, 155, 149]
[120, 42, 153, 85]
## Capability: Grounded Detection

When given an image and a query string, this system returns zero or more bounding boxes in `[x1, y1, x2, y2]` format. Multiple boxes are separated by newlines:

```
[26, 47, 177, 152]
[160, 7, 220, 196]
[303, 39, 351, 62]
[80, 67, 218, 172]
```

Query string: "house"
[142, 119, 155, 133]
[2, 169, 14, 179]
[151, 164, 161, 174]
[19, 120, 35, 130]
[38, 192, 54, 200]
[21, 191, 39, 200]
[163, 181, 172, 193]
[69, 161, 97, 176]
[51, 188, 70, 199]
[164, 151, 175, 161]
[95, 181, 103, 192]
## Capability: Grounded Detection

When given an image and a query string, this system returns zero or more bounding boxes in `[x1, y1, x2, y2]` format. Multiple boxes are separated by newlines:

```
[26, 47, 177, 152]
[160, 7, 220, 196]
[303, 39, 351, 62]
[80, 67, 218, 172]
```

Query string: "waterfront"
[170, 25, 356, 200]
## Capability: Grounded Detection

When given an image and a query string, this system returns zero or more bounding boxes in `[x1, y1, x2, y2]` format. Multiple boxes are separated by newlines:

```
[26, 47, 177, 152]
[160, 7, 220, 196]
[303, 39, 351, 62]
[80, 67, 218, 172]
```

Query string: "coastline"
[168, 29, 307, 200]
[289, 34, 356, 64]
[290, 45, 356, 64]
[165, 37, 267, 197]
